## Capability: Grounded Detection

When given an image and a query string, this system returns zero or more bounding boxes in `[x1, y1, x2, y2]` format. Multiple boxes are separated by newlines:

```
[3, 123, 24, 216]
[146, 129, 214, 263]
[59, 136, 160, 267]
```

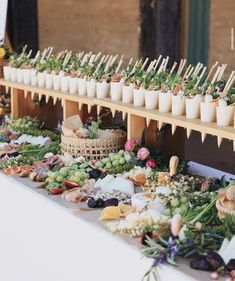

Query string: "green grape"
[71, 164, 78, 170]
[170, 198, 180, 208]
[102, 158, 109, 164]
[180, 196, 188, 204]
[60, 167, 69, 177]
[163, 208, 172, 217]
[47, 171, 53, 177]
[114, 154, 121, 160]
[48, 178, 55, 184]
[118, 150, 125, 156]
[74, 176, 81, 183]
[105, 162, 112, 169]
[56, 175, 64, 183]
[174, 207, 182, 215]
[83, 173, 89, 179]
[79, 180, 84, 186]
[112, 160, 119, 167]
[119, 157, 125, 165]
[179, 204, 188, 214]
[75, 171, 82, 177]
[79, 163, 88, 169]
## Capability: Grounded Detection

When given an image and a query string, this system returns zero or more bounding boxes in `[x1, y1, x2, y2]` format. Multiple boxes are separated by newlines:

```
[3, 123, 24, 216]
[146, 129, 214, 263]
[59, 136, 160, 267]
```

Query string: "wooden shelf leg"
[11, 88, 20, 119]
[127, 114, 146, 142]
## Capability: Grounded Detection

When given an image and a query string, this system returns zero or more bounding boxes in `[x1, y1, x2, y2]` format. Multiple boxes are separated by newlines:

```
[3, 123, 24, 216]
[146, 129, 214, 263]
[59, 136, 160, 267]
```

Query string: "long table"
[0, 170, 229, 281]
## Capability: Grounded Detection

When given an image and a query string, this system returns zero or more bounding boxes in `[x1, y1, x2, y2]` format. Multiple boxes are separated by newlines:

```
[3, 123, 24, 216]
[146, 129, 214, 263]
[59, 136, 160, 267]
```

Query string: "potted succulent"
[158, 72, 172, 113]
[1, 43, 12, 81]
[132, 64, 145, 107]
[121, 61, 135, 104]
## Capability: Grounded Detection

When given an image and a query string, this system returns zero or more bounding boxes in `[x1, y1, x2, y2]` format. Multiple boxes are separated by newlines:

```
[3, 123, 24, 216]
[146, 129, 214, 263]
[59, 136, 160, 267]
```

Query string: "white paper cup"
[216, 106, 234, 126]
[45, 73, 53, 89]
[133, 87, 145, 107]
[122, 84, 133, 104]
[145, 90, 159, 109]
[37, 72, 45, 88]
[186, 95, 203, 119]
[3, 66, 11, 80]
[53, 74, 61, 91]
[22, 69, 31, 84]
[10, 67, 17, 81]
[110, 82, 123, 101]
[16, 69, 24, 83]
[159, 91, 172, 113]
[78, 77, 87, 96]
[61, 76, 69, 92]
[31, 69, 37, 86]
[172, 95, 186, 116]
[87, 79, 96, 98]
[69, 77, 78, 94]
[200, 102, 216, 122]
[96, 81, 110, 99]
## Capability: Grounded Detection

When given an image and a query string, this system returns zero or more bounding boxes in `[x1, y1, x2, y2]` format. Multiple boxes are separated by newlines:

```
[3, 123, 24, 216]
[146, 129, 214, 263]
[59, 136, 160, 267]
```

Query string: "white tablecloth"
[0, 173, 224, 281]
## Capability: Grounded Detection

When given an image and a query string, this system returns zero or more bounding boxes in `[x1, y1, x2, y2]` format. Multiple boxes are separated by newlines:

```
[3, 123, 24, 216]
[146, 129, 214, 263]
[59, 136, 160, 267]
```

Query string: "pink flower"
[137, 147, 150, 161]
[124, 139, 137, 152]
[145, 159, 157, 169]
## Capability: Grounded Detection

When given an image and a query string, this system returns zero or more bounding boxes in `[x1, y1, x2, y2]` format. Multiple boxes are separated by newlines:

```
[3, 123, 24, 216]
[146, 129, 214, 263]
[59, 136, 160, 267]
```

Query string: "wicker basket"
[216, 198, 235, 218]
[61, 129, 126, 160]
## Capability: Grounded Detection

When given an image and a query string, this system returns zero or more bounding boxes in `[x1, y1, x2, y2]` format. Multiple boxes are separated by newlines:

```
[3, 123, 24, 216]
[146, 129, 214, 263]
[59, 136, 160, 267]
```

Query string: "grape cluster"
[162, 196, 189, 217]
[46, 163, 90, 190]
[95, 150, 136, 173]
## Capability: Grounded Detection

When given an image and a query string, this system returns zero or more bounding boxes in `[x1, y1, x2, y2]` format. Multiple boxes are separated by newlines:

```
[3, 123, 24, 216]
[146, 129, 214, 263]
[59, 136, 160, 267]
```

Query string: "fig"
[104, 198, 119, 207]
[190, 256, 213, 271]
[227, 259, 235, 272]
[89, 169, 102, 179]
[206, 251, 225, 271]
[87, 198, 97, 208]
[63, 180, 79, 189]
[50, 188, 64, 195]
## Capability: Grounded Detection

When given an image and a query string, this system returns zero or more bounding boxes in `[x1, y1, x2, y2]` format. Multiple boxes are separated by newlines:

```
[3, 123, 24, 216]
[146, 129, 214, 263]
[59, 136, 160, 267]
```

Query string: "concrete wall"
[38, 0, 139, 59]
[209, 0, 235, 72]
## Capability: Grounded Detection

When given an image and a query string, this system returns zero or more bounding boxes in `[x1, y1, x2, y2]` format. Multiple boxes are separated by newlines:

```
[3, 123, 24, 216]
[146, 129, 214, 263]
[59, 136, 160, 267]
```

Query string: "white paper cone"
[45, 73, 53, 89]
[53, 74, 61, 91]
[23, 69, 31, 85]
[216, 106, 234, 126]
[87, 79, 96, 98]
[61, 76, 69, 93]
[78, 77, 87, 96]
[96, 81, 110, 99]
[122, 84, 133, 104]
[37, 72, 45, 88]
[31, 69, 38, 86]
[10, 67, 17, 82]
[159, 91, 172, 113]
[69, 77, 78, 94]
[172, 95, 186, 116]
[133, 87, 145, 106]
[110, 82, 123, 101]
[16, 69, 24, 83]
[200, 102, 216, 122]
[186, 95, 203, 119]
[145, 90, 159, 109]
[3, 66, 11, 80]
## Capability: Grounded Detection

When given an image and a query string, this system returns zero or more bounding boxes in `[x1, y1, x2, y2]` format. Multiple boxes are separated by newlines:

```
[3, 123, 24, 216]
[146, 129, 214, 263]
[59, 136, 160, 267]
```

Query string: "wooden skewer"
[33, 50, 40, 64]
[195, 66, 207, 86]
[183, 64, 192, 79]
[226, 75, 235, 93]
[211, 66, 221, 84]
[185, 66, 194, 79]
[104, 55, 113, 72]
[137, 58, 143, 66]
[163, 56, 169, 71]
[141, 57, 149, 70]
[111, 54, 118, 65]
[194, 63, 203, 77]
[27, 50, 32, 58]
[47, 47, 53, 58]
[205, 61, 218, 82]
[146, 60, 156, 72]
[115, 56, 124, 73]
[157, 58, 166, 74]
[94, 55, 106, 74]
[217, 64, 227, 81]
[128, 58, 133, 66]
[224, 71, 235, 92]
[130, 60, 139, 74]
[170, 62, 177, 75]
[154, 55, 162, 71]
[177, 59, 183, 75]
[178, 58, 187, 76]
[103, 55, 110, 63]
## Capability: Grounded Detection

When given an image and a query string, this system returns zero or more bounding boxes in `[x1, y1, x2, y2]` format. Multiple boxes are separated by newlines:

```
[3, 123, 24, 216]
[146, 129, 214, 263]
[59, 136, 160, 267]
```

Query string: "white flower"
[178, 224, 188, 241]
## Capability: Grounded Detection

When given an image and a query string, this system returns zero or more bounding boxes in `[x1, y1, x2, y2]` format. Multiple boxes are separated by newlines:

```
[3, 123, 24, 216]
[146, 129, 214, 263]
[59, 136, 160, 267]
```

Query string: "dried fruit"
[50, 188, 64, 195]
[63, 180, 79, 189]
[104, 198, 119, 207]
